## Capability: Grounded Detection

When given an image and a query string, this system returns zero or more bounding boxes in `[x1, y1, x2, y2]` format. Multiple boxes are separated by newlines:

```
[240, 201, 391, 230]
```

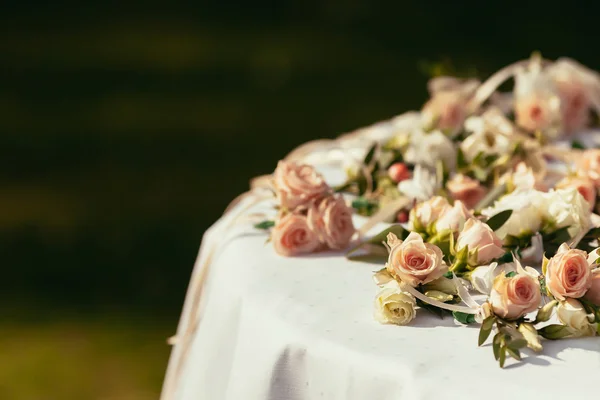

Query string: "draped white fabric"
[163, 164, 600, 400]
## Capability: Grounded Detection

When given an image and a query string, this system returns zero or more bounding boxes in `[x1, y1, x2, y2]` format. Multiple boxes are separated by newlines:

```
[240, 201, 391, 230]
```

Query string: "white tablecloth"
[163, 166, 600, 400]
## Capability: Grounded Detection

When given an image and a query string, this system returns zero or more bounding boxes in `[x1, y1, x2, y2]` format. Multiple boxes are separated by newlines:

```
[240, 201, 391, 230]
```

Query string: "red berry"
[396, 210, 409, 223]
[388, 162, 411, 183]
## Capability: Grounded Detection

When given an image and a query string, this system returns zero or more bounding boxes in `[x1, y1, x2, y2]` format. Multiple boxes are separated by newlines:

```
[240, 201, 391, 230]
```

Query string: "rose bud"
[456, 218, 505, 265]
[388, 162, 411, 183]
[396, 210, 409, 223]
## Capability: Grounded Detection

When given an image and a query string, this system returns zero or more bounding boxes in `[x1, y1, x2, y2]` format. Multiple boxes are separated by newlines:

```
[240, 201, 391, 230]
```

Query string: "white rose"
[481, 191, 544, 239]
[460, 124, 512, 163]
[374, 281, 417, 326]
[435, 200, 472, 232]
[404, 129, 457, 171]
[539, 188, 591, 241]
[556, 298, 597, 337]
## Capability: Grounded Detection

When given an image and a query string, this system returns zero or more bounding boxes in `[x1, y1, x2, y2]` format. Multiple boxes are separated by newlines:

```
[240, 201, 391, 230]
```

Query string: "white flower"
[398, 165, 441, 201]
[460, 118, 513, 163]
[556, 298, 597, 337]
[374, 281, 417, 326]
[435, 200, 472, 232]
[404, 129, 457, 171]
[481, 190, 544, 239]
[539, 188, 592, 242]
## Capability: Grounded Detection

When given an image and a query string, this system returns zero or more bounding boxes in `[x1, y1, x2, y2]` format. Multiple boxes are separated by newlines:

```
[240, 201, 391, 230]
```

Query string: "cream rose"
[273, 160, 330, 210]
[556, 176, 596, 210]
[545, 244, 593, 300]
[446, 175, 487, 210]
[435, 200, 472, 232]
[307, 196, 355, 250]
[374, 281, 417, 326]
[271, 213, 320, 256]
[409, 196, 450, 230]
[556, 298, 597, 337]
[489, 271, 541, 320]
[456, 218, 505, 264]
[386, 232, 447, 287]
[584, 270, 600, 305]
[578, 149, 600, 187]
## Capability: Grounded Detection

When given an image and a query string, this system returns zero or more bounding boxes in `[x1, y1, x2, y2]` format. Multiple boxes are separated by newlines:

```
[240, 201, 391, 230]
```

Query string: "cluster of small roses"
[374, 196, 507, 325]
[370, 193, 600, 366]
[265, 161, 356, 257]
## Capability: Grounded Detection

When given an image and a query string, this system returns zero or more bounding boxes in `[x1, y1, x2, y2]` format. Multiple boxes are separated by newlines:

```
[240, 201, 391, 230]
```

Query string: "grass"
[0, 316, 174, 400]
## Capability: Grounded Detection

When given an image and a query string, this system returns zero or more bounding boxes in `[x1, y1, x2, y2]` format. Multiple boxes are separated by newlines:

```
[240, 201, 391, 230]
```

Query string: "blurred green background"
[2, 1, 600, 398]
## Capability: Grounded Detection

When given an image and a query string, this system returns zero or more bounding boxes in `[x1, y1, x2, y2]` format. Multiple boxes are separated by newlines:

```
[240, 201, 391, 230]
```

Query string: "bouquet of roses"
[254, 161, 356, 256]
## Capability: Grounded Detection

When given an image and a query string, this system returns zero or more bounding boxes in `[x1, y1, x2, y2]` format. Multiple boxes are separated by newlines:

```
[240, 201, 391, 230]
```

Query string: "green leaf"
[457, 147, 468, 169]
[492, 333, 502, 360]
[452, 311, 476, 324]
[538, 324, 572, 340]
[506, 347, 521, 361]
[506, 338, 527, 350]
[363, 143, 377, 165]
[443, 271, 453, 279]
[478, 324, 493, 346]
[254, 220, 275, 230]
[482, 316, 496, 331]
[505, 271, 517, 278]
[571, 140, 586, 150]
[498, 346, 507, 368]
[486, 210, 513, 232]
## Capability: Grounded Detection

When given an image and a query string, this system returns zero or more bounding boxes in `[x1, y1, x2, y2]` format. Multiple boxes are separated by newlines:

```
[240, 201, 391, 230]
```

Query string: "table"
[162, 140, 600, 400]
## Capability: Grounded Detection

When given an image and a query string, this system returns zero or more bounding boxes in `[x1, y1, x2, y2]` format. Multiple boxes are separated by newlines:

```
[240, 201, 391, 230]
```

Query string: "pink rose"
[583, 270, 600, 306]
[446, 175, 487, 210]
[555, 80, 590, 133]
[274, 161, 331, 210]
[456, 218, 505, 264]
[545, 244, 593, 300]
[271, 213, 320, 256]
[421, 92, 467, 134]
[514, 94, 557, 132]
[578, 149, 600, 187]
[409, 196, 450, 230]
[556, 176, 596, 210]
[308, 196, 356, 250]
[490, 272, 541, 320]
[386, 232, 447, 287]
[435, 200, 472, 232]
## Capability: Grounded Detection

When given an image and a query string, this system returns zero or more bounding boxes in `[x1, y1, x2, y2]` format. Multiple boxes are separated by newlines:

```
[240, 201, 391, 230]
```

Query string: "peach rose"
[386, 232, 447, 287]
[274, 161, 330, 210]
[308, 196, 355, 250]
[514, 93, 559, 132]
[583, 270, 600, 306]
[578, 149, 600, 187]
[456, 218, 505, 264]
[409, 196, 450, 230]
[489, 272, 541, 320]
[446, 175, 487, 210]
[435, 200, 472, 232]
[271, 213, 320, 256]
[556, 176, 596, 210]
[421, 92, 467, 134]
[545, 244, 593, 300]
[555, 80, 590, 133]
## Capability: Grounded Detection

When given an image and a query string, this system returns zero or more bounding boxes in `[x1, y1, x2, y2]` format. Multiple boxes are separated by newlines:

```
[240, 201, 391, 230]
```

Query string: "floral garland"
[253, 55, 600, 367]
